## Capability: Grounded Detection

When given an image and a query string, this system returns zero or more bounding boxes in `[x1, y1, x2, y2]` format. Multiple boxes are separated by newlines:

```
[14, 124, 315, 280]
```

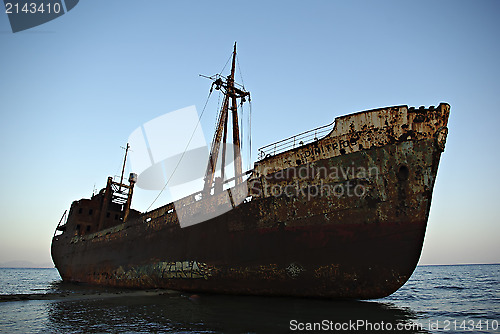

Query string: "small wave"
[0, 293, 50, 302]
[434, 285, 465, 290]
[466, 312, 500, 320]
[389, 294, 418, 302]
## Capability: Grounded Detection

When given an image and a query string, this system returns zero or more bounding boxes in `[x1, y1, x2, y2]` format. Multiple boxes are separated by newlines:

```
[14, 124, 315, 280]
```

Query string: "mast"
[229, 44, 243, 186]
[119, 143, 130, 188]
[203, 42, 250, 195]
[98, 143, 136, 229]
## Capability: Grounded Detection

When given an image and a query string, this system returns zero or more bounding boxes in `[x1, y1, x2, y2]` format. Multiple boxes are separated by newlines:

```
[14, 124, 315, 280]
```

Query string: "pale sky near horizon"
[1, 1, 499, 267]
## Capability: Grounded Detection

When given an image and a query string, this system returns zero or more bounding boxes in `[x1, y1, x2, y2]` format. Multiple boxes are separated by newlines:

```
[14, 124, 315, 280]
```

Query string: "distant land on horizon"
[0, 261, 54, 268]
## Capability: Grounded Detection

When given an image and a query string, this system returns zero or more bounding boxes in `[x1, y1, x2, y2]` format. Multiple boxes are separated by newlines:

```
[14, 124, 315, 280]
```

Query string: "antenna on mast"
[119, 143, 130, 190]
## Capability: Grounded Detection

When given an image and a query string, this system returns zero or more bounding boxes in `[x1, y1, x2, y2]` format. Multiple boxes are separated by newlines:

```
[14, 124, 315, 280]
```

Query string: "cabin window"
[88, 209, 93, 215]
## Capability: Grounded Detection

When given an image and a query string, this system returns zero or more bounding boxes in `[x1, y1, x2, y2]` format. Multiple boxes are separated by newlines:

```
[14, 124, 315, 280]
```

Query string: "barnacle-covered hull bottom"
[52, 103, 450, 299]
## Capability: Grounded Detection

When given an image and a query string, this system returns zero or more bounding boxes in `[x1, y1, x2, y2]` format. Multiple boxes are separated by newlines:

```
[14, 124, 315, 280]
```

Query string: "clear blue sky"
[1, 0, 499, 266]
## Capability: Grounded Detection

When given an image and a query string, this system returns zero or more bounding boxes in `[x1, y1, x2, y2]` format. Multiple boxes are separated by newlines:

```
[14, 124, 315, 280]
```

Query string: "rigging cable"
[237, 54, 245, 88]
[248, 100, 252, 170]
[214, 48, 235, 131]
[145, 89, 213, 212]
[216, 89, 221, 130]
[236, 54, 252, 170]
[219, 52, 232, 76]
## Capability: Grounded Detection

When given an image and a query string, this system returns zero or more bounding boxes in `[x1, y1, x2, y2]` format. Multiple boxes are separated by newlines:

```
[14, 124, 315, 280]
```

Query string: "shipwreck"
[52, 44, 450, 299]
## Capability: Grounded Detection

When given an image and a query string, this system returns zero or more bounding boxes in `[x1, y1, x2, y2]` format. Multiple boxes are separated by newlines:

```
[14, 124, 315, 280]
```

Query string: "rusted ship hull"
[52, 103, 449, 299]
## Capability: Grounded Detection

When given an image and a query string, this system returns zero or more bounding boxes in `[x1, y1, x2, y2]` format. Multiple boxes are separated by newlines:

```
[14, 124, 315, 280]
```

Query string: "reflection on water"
[43, 283, 425, 333]
[3, 266, 498, 333]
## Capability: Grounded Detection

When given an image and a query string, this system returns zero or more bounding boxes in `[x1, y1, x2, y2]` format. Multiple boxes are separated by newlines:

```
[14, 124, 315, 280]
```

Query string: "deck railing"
[258, 121, 335, 160]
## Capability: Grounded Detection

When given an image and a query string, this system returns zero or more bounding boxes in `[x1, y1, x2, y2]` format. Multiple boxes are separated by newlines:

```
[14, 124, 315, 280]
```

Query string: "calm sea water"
[0, 265, 498, 333]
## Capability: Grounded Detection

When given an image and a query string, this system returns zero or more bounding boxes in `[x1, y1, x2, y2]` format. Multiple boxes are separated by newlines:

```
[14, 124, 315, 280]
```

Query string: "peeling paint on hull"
[52, 103, 450, 299]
